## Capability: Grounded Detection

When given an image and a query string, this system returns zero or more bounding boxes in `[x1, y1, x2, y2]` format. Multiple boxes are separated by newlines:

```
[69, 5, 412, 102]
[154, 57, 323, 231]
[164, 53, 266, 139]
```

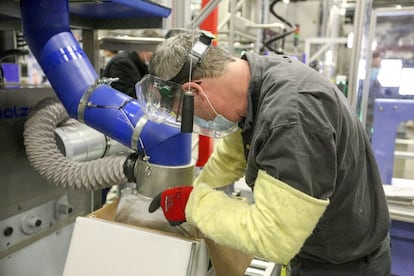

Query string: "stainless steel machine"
[0, 88, 96, 275]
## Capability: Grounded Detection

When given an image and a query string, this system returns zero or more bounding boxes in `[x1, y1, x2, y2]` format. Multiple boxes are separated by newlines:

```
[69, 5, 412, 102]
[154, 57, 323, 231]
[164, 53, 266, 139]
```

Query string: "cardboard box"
[205, 238, 253, 276]
[63, 200, 253, 276]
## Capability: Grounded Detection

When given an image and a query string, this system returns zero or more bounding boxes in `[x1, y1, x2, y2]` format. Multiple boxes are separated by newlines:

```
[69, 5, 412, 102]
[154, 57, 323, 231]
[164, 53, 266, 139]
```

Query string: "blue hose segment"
[140, 122, 192, 165]
[82, 85, 142, 144]
[20, 0, 71, 59]
[76, 84, 192, 166]
[39, 32, 98, 117]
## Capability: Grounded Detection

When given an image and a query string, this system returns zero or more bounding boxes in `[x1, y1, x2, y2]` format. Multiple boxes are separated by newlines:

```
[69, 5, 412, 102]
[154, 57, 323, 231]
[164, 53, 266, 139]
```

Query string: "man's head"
[143, 31, 243, 138]
[372, 51, 382, 68]
[148, 31, 235, 83]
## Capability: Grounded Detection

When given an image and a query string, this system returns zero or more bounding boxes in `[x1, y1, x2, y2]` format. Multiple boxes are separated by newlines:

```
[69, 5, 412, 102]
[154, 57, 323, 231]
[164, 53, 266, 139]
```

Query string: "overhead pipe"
[20, 0, 191, 166]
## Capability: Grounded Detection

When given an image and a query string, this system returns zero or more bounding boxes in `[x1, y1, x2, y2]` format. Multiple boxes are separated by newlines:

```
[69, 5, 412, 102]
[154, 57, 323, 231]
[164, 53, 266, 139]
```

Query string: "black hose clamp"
[123, 152, 139, 183]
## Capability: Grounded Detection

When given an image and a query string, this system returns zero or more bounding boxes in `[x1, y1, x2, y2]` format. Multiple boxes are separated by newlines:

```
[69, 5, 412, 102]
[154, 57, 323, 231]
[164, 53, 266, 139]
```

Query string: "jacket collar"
[239, 52, 261, 132]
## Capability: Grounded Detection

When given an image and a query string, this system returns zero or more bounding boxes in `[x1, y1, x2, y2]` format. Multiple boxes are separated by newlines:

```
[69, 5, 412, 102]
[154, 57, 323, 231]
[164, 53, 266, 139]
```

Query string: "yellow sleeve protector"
[186, 170, 329, 264]
[194, 129, 247, 189]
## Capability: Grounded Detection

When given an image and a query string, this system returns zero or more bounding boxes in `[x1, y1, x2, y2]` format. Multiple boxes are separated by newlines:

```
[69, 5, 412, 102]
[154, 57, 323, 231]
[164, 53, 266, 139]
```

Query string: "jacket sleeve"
[186, 169, 329, 264]
[194, 128, 247, 189]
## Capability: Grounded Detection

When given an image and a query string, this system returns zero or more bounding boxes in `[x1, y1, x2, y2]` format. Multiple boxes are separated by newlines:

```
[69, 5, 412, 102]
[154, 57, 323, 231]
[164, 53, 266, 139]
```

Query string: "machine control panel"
[0, 194, 73, 256]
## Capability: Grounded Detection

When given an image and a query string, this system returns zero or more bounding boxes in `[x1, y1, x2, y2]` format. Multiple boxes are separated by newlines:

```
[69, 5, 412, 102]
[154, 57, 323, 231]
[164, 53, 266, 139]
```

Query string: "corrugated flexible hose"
[23, 97, 129, 190]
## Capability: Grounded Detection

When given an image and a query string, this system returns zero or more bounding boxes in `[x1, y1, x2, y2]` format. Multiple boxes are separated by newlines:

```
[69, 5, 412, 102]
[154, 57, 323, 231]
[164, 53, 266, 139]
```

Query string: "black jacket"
[241, 53, 389, 264]
[102, 51, 148, 98]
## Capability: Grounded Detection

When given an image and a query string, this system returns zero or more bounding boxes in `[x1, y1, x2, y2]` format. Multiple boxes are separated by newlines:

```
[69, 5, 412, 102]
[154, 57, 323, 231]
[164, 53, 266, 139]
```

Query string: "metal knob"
[57, 203, 73, 216]
[55, 195, 74, 220]
[21, 215, 42, 235]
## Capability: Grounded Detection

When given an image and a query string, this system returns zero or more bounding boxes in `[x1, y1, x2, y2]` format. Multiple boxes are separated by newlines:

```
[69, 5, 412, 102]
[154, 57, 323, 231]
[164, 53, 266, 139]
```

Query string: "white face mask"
[194, 115, 238, 138]
[193, 91, 238, 138]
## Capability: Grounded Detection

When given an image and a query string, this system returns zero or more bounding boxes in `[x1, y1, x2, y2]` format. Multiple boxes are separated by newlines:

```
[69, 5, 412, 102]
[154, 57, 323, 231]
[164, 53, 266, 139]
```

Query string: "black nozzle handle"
[181, 92, 194, 133]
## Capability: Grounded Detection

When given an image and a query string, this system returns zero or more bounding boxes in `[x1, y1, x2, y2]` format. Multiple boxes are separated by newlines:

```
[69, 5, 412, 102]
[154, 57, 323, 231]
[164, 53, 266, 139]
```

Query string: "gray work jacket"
[240, 52, 390, 264]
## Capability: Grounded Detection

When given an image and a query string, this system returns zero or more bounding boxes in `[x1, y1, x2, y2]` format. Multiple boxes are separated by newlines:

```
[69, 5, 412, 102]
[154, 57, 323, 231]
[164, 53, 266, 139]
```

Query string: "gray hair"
[148, 32, 236, 82]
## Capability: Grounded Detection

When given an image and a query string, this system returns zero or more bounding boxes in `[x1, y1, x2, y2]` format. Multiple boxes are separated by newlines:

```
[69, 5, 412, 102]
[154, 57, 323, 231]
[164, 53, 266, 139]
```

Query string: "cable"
[264, 0, 296, 54]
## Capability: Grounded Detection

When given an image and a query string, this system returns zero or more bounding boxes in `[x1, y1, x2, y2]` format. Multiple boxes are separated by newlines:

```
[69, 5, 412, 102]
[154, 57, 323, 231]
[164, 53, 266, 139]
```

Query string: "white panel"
[63, 217, 202, 276]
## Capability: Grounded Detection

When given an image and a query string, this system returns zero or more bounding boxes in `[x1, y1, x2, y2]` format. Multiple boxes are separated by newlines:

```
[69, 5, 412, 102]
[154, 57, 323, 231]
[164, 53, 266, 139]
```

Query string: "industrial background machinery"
[0, 1, 414, 276]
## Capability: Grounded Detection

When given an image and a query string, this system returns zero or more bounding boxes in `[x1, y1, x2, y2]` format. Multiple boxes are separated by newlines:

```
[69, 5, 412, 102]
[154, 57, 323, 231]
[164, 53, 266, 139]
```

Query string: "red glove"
[148, 186, 193, 226]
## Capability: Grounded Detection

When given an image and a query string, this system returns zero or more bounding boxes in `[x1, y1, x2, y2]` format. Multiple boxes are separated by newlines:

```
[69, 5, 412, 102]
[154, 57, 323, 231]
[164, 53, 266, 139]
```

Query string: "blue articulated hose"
[20, 0, 191, 166]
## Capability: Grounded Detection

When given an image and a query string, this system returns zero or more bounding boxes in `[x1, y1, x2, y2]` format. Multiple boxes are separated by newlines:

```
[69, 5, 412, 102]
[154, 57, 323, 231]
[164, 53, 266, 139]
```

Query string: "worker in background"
[147, 31, 391, 275]
[102, 49, 152, 98]
[366, 51, 385, 137]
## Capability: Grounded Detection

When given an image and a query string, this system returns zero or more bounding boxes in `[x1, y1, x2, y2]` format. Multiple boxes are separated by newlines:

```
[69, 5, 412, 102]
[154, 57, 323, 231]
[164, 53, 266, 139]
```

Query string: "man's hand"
[148, 186, 193, 226]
